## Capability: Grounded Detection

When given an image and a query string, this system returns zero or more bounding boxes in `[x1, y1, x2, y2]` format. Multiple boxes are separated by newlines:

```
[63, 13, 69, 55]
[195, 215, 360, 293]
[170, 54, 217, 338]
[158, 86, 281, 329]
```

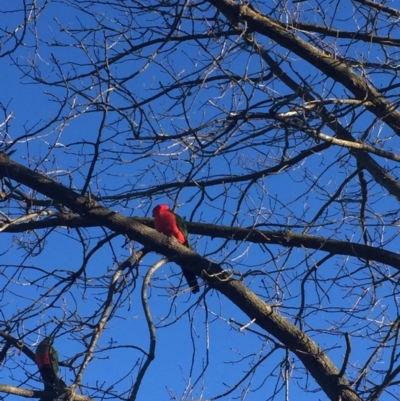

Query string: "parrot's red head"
[152, 204, 170, 216]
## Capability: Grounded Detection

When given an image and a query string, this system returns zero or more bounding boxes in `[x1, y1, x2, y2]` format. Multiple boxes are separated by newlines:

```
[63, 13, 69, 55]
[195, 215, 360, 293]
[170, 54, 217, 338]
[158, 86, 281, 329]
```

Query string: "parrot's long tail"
[182, 268, 199, 293]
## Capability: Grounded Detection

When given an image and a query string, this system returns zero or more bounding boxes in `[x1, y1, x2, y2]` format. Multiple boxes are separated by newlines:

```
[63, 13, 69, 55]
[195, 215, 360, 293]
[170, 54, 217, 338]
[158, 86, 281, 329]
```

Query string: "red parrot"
[35, 337, 66, 401]
[152, 204, 199, 293]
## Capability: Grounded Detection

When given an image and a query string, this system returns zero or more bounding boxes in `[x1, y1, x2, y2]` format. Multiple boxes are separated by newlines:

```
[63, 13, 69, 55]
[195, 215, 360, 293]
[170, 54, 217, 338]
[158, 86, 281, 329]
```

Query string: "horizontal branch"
[352, 0, 400, 17]
[315, 132, 400, 161]
[0, 384, 88, 401]
[3, 214, 400, 272]
[285, 21, 400, 47]
[189, 222, 400, 271]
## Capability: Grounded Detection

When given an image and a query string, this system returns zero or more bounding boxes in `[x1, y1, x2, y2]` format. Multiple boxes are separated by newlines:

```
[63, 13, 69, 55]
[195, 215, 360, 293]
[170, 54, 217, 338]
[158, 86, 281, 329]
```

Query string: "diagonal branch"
[0, 154, 362, 401]
[207, 0, 400, 136]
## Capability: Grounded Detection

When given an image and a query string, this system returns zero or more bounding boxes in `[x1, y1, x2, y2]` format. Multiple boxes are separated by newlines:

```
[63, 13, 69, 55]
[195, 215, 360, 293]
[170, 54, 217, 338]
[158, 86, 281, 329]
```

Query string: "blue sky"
[1, 1, 400, 400]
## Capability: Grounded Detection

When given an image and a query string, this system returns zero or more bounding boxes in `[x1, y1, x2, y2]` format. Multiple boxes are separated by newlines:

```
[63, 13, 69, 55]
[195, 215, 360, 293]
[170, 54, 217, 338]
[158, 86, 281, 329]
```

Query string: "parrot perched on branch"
[152, 204, 199, 293]
[35, 337, 66, 401]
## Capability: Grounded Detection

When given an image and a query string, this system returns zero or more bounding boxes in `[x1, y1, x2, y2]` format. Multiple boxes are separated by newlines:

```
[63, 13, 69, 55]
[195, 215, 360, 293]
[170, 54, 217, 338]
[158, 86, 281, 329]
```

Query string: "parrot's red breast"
[153, 204, 188, 246]
[35, 336, 67, 397]
[35, 352, 52, 369]
[152, 204, 199, 293]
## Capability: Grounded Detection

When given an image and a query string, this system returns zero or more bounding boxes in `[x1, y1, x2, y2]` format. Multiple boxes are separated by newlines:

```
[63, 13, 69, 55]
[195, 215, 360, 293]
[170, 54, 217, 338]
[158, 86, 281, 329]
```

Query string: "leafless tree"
[1, 1, 400, 400]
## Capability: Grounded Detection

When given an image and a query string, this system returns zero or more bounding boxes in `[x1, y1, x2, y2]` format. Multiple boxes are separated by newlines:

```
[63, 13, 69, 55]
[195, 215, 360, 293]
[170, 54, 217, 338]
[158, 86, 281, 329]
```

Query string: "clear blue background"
[1, 1, 400, 400]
